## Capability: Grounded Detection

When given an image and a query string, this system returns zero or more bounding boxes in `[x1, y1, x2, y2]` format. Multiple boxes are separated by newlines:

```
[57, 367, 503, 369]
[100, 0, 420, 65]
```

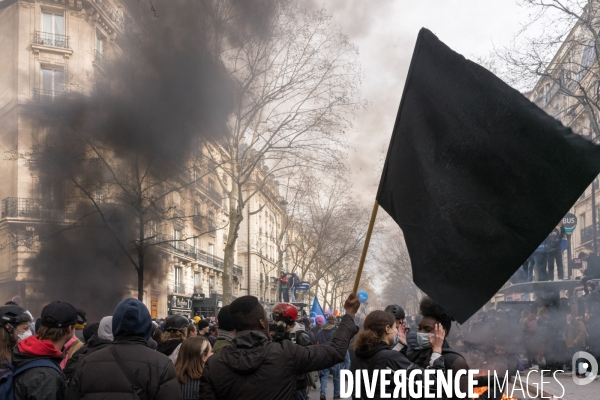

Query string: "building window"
[208, 211, 215, 230]
[40, 67, 64, 98]
[194, 271, 201, 290]
[95, 31, 105, 56]
[174, 266, 183, 293]
[208, 243, 214, 261]
[193, 237, 199, 253]
[173, 229, 181, 250]
[38, 11, 67, 48]
[42, 11, 64, 35]
[581, 214, 587, 228]
[209, 275, 215, 290]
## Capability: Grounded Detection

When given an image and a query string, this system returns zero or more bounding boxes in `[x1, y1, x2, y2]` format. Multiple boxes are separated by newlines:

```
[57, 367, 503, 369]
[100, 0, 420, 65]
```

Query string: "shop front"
[168, 295, 192, 316]
[192, 292, 222, 317]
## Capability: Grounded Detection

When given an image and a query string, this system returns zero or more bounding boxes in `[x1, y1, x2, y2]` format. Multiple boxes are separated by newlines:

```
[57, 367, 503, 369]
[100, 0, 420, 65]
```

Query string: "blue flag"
[309, 296, 324, 324]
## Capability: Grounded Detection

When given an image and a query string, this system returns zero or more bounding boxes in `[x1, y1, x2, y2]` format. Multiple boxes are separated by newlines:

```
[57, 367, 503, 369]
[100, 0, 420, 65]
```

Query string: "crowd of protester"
[440, 281, 600, 380]
[3, 283, 598, 400]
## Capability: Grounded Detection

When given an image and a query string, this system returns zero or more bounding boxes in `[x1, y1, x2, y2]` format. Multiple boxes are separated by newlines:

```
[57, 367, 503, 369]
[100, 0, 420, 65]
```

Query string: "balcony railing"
[196, 180, 223, 205]
[32, 88, 64, 102]
[193, 215, 204, 230]
[33, 31, 70, 49]
[1, 197, 76, 221]
[93, 49, 106, 65]
[169, 283, 186, 294]
[581, 223, 600, 244]
[150, 232, 224, 270]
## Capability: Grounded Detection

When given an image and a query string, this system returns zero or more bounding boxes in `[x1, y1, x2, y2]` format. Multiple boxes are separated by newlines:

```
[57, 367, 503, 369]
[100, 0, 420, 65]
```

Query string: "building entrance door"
[150, 300, 158, 319]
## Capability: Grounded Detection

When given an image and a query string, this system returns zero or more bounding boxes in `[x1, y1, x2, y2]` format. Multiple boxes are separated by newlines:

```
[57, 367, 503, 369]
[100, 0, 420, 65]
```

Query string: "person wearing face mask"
[350, 310, 446, 400]
[406, 297, 469, 400]
[0, 306, 32, 398]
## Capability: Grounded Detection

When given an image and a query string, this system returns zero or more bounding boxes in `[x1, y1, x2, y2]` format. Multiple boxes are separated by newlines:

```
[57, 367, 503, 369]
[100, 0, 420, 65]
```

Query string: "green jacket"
[213, 330, 235, 353]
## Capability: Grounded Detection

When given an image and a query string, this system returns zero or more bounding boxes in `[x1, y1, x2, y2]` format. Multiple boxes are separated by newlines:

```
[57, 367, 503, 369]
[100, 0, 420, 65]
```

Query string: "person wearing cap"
[67, 298, 181, 399]
[213, 305, 236, 353]
[74, 309, 87, 341]
[13, 301, 77, 400]
[63, 317, 113, 381]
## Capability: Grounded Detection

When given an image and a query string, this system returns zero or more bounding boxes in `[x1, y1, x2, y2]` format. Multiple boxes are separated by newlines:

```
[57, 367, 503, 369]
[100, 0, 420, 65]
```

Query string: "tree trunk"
[222, 202, 244, 305]
[137, 211, 145, 302]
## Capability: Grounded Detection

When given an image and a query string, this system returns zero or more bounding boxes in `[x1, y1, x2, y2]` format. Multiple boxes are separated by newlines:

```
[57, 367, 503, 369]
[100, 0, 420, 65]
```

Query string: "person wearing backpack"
[66, 298, 181, 400]
[12, 301, 77, 400]
[0, 305, 33, 400]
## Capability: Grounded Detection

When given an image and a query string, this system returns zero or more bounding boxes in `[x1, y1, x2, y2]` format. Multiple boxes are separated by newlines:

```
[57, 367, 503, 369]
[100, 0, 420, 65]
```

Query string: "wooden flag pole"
[353, 201, 379, 294]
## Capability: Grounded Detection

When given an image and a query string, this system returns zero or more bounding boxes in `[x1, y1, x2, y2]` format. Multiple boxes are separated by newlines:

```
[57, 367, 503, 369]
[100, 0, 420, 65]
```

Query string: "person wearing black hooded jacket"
[406, 297, 469, 400]
[350, 310, 446, 400]
[66, 298, 181, 400]
[200, 294, 360, 400]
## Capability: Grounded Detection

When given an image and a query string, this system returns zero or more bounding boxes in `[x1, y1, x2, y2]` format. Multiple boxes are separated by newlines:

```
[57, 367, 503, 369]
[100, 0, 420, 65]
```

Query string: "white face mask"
[17, 329, 32, 342]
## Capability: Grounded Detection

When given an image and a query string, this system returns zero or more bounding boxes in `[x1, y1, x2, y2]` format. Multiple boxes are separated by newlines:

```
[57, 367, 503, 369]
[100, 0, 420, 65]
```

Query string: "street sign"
[563, 213, 577, 233]
[572, 258, 583, 269]
[296, 282, 310, 291]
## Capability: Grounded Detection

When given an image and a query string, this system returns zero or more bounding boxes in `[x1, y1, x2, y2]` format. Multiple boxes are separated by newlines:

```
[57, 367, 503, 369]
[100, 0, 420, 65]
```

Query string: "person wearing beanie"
[201, 294, 360, 400]
[197, 319, 216, 347]
[310, 315, 325, 335]
[67, 299, 182, 400]
[213, 305, 236, 353]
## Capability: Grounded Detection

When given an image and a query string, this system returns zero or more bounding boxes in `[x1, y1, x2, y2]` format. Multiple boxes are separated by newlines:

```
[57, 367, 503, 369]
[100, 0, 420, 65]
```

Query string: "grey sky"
[319, 0, 533, 206]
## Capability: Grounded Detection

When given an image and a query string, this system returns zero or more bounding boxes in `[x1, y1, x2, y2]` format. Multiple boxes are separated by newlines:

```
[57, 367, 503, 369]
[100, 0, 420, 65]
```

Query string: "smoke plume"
[23, 0, 277, 320]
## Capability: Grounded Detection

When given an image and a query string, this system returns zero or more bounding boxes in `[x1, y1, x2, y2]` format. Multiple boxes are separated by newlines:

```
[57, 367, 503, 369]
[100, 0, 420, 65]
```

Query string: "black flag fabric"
[376, 28, 600, 324]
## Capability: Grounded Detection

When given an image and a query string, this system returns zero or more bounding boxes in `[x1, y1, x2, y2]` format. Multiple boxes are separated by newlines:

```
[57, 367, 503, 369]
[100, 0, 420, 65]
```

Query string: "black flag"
[376, 28, 600, 324]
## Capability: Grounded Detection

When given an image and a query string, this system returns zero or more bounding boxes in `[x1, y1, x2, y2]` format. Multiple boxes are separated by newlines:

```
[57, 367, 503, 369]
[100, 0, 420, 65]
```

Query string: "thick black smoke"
[24, 0, 278, 320]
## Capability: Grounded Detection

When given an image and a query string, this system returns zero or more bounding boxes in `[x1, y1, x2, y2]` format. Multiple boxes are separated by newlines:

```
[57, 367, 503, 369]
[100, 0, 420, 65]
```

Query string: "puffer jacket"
[351, 342, 445, 400]
[12, 335, 67, 400]
[63, 334, 112, 381]
[200, 313, 358, 400]
[66, 337, 181, 400]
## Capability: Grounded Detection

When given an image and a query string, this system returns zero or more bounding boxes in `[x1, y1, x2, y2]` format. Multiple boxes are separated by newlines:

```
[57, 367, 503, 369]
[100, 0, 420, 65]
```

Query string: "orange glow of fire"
[471, 386, 518, 400]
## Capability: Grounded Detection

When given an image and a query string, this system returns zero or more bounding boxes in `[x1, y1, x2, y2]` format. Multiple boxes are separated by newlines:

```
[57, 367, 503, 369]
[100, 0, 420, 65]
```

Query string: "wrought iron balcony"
[32, 89, 64, 102]
[193, 215, 204, 230]
[580, 223, 600, 244]
[93, 49, 106, 66]
[33, 31, 70, 49]
[1, 197, 76, 221]
[150, 232, 224, 270]
[195, 180, 223, 206]
[169, 283, 186, 295]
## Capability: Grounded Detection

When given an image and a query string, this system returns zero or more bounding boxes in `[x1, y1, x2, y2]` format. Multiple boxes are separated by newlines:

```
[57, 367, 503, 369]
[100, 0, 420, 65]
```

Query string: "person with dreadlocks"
[406, 297, 469, 400]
